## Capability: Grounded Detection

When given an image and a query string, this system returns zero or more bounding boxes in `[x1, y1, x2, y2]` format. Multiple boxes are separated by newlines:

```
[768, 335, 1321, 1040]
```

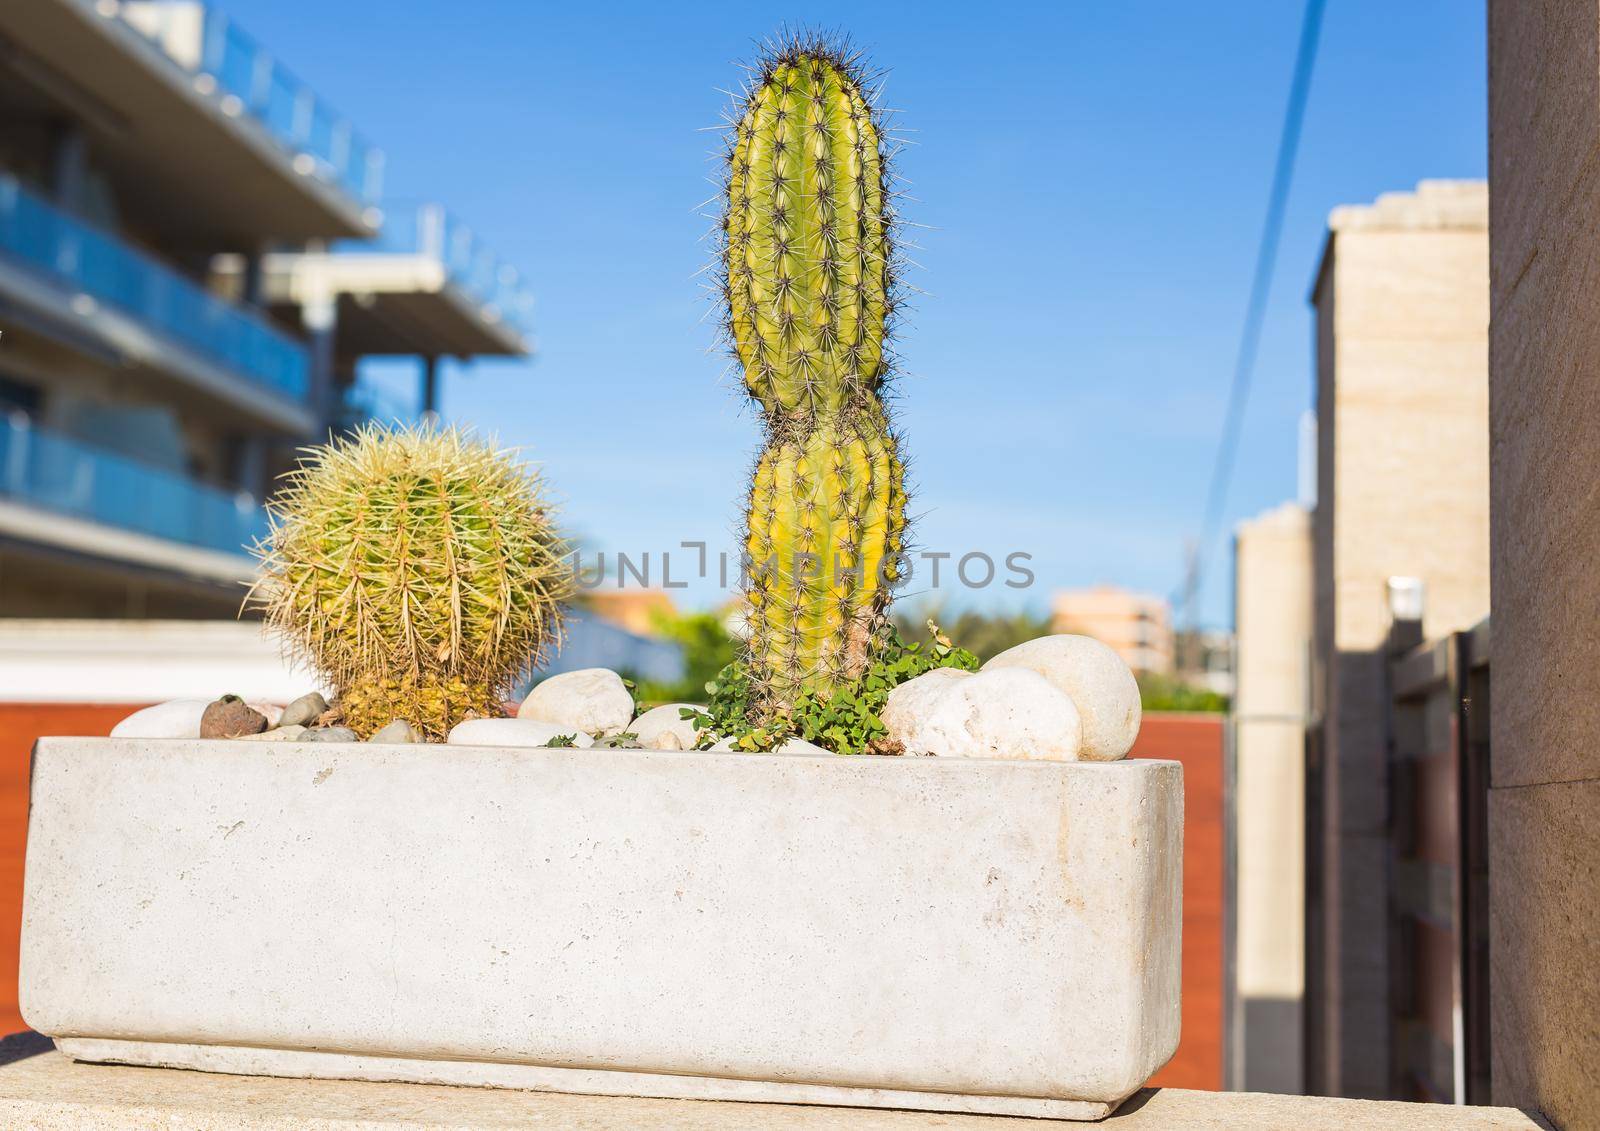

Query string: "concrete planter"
[20, 738, 1182, 1120]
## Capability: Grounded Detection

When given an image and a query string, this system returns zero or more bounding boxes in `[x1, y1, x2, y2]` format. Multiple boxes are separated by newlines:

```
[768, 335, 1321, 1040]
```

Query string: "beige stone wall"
[1487, 3, 1600, 1125]
[1309, 181, 1490, 1099]
[1230, 502, 1311, 1094]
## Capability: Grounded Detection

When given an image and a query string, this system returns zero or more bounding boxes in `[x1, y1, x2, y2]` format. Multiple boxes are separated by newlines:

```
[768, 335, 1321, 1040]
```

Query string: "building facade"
[1305, 180, 1490, 1099]
[0, 0, 531, 617]
[1050, 585, 1174, 676]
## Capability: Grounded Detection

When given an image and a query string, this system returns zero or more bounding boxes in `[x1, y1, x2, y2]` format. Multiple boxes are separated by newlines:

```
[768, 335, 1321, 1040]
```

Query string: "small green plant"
[686, 622, 977, 755]
[250, 423, 572, 740]
[892, 605, 1054, 663]
[627, 609, 739, 704]
[1137, 673, 1230, 714]
[543, 733, 578, 748]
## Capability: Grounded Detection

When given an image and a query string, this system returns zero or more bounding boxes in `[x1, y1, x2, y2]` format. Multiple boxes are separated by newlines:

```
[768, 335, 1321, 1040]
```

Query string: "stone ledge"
[0, 1034, 1550, 1130]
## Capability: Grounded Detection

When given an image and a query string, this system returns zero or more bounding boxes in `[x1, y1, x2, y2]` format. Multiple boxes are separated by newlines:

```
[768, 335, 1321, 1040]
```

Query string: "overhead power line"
[1179, 0, 1327, 634]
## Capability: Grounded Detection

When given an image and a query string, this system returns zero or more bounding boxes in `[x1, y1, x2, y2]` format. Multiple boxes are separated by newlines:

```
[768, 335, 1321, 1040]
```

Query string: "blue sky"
[242, 0, 1486, 626]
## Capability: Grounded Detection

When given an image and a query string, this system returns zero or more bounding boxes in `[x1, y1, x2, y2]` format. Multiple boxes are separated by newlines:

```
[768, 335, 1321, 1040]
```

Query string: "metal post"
[301, 282, 337, 431]
[4, 412, 30, 497]
[241, 249, 265, 309]
[420, 356, 440, 426]
[51, 126, 87, 215]
[234, 435, 266, 500]
[1383, 575, 1425, 1100]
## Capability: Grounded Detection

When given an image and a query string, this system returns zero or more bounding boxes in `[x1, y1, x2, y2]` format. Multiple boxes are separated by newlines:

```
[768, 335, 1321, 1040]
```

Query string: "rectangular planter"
[20, 737, 1182, 1120]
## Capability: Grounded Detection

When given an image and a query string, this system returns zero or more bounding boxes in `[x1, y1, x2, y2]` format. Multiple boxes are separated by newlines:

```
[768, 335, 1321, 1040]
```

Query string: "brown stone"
[197, 696, 266, 740]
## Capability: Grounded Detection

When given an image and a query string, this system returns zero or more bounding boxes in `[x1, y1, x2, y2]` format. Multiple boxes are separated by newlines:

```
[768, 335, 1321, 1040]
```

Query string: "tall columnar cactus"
[725, 42, 891, 419]
[722, 35, 906, 712]
[250, 424, 571, 740]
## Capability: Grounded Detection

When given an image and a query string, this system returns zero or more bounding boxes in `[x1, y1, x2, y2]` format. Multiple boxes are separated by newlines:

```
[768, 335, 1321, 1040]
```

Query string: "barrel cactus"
[721, 34, 907, 713]
[250, 424, 571, 740]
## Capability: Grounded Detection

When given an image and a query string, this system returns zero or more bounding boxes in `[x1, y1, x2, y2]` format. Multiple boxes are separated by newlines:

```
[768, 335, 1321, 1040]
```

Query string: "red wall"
[0, 704, 138, 1035]
[1133, 713, 1225, 1091]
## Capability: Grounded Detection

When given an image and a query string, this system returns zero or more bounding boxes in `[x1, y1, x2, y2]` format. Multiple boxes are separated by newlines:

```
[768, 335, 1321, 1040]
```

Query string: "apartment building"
[1305, 180, 1490, 1098]
[1050, 584, 1175, 676]
[0, 0, 532, 617]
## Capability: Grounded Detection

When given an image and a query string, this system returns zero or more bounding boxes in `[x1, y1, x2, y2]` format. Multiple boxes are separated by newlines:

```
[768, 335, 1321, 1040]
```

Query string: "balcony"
[0, 0, 380, 243]
[0, 413, 264, 558]
[119, 1, 382, 208]
[240, 203, 535, 361]
[0, 174, 316, 430]
[375, 205, 534, 340]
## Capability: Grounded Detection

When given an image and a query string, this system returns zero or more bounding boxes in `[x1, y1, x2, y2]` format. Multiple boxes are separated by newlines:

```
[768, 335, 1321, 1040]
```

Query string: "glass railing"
[367, 204, 535, 336]
[337, 382, 414, 429]
[0, 174, 311, 400]
[119, 2, 384, 206]
[0, 414, 265, 557]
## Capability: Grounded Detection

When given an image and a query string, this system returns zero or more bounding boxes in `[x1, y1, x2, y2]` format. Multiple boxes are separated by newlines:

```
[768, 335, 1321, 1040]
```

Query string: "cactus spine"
[251, 424, 571, 740]
[723, 35, 906, 712]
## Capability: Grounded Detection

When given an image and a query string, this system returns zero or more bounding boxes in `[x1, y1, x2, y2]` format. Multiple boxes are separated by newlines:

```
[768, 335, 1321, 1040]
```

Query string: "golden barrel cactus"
[250, 424, 571, 739]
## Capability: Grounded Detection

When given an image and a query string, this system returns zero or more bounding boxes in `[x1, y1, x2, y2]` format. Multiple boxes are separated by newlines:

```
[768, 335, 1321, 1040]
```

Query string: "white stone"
[983, 635, 1142, 761]
[629, 704, 704, 751]
[518, 669, 633, 736]
[232, 725, 309, 742]
[302, 727, 360, 744]
[881, 668, 973, 754]
[914, 668, 1083, 761]
[447, 718, 594, 749]
[368, 720, 421, 744]
[107, 699, 209, 739]
[247, 702, 284, 728]
[21, 738, 1181, 1119]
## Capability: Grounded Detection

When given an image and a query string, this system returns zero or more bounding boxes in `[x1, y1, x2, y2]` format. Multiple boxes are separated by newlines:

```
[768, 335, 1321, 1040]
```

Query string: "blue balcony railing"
[374, 204, 535, 336]
[0, 414, 266, 557]
[118, 2, 384, 207]
[0, 175, 310, 400]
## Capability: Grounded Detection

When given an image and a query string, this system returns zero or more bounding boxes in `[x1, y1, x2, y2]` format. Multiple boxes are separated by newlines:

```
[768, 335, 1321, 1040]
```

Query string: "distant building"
[532, 617, 683, 690]
[1050, 585, 1174, 675]
[0, 0, 532, 617]
[1227, 501, 1311, 1095]
[1305, 179, 1490, 1099]
[581, 589, 679, 638]
[1178, 628, 1236, 698]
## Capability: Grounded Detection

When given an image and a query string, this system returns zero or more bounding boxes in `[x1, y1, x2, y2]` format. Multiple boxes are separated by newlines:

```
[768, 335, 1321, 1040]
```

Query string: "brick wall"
[1134, 713, 1225, 1091]
[0, 704, 140, 1034]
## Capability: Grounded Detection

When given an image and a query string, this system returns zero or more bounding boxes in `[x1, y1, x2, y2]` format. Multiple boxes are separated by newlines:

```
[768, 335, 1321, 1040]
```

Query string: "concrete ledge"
[0, 1036, 1549, 1129]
